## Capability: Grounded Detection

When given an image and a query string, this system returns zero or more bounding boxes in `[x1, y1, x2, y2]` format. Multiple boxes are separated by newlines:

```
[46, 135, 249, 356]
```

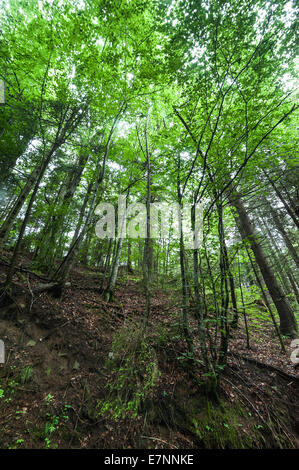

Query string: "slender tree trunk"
[263, 171, 299, 229]
[217, 202, 230, 364]
[179, 219, 194, 356]
[80, 227, 93, 265]
[105, 236, 124, 301]
[193, 245, 212, 371]
[52, 176, 100, 289]
[2, 140, 65, 287]
[71, 181, 93, 247]
[105, 196, 128, 301]
[246, 247, 286, 353]
[0, 104, 84, 252]
[230, 192, 297, 338]
[279, 180, 298, 217]
[262, 220, 293, 294]
[262, 217, 299, 304]
[229, 264, 238, 329]
[267, 201, 299, 269]
[238, 253, 250, 349]
[38, 150, 90, 268]
[177, 159, 194, 358]
[100, 238, 112, 290]
[142, 109, 152, 328]
[127, 240, 133, 273]
[52, 102, 126, 293]
[0, 160, 47, 249]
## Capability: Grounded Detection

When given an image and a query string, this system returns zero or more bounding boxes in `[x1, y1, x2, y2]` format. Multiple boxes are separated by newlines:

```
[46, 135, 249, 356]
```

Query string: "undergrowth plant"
[42, 394, 71, 449]
[97, 321, 160, 420]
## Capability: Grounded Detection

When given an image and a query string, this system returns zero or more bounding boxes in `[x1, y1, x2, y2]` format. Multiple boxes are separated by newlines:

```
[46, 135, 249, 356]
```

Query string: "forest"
[0, 0, 298, 452]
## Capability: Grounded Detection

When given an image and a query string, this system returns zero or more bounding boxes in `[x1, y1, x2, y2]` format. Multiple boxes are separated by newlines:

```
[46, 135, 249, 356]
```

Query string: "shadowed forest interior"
[0, 0, 298, 450]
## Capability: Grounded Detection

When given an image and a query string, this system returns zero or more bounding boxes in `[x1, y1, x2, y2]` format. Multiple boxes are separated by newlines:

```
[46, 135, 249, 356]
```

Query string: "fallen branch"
[0, 258, 50, 282]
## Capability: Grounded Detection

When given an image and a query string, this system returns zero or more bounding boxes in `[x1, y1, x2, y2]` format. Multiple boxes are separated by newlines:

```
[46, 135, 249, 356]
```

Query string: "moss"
[188, 399, 257, 448]
[153, 383, 267, 449]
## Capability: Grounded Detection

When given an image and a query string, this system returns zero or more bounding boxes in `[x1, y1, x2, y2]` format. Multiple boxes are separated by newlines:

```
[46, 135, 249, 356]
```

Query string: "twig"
[140, 436, 178, 449]
[221, 376, 284, 448]
[26, 274, 34, 312]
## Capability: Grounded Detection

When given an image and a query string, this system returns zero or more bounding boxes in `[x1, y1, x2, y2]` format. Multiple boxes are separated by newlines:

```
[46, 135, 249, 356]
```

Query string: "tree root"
[228, 351, 298, 381]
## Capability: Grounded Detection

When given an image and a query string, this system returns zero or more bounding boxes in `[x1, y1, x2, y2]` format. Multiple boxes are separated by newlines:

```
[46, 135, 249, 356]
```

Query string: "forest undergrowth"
[0, 252, 298, 450]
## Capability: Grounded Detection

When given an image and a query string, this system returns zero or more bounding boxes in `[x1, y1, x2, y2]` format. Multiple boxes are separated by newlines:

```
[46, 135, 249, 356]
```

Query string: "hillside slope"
[0, 257, 298, 449]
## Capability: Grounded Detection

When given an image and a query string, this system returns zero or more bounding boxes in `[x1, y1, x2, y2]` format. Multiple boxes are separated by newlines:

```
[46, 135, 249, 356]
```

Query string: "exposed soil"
[0, 256, 298, 449]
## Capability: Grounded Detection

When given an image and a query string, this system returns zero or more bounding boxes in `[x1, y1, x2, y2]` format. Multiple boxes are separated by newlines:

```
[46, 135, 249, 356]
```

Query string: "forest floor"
[0, 253, 298, 449]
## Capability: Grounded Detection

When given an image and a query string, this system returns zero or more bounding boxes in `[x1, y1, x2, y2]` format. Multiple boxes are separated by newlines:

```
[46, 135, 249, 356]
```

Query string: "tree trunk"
[127, 240, 133, 273]
[142, 109, 152, 328]
[0, 160, 46, 249]
[52, 102, 126, 293]
[229, 267, 238, 329]
[38, 150, 90, 269]
[105, 237, 124, 301]
[263, 171, 299, 229]
[230, 192, 298, 338]
[267, 201, 299, 269]
[261, 217, 299, 305]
